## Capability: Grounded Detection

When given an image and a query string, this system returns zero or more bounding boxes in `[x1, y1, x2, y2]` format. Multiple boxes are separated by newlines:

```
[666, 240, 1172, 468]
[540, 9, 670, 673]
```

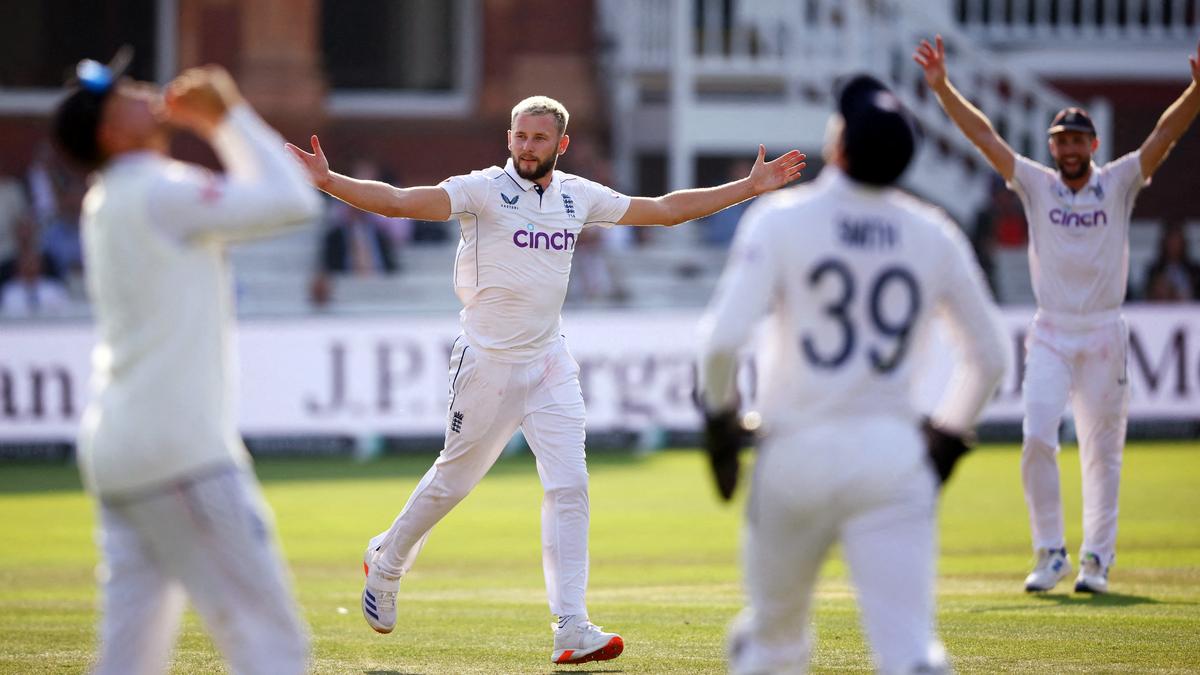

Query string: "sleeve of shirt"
[696, 203, 779, 411]
[579, 178, 631, 229]
[1005, 154, 1047, 203]
[148, 104, 321, 243]
[929, 219, 1011, 434]
[439, 171, 491, 216]
[1106, 150, 1148, 206]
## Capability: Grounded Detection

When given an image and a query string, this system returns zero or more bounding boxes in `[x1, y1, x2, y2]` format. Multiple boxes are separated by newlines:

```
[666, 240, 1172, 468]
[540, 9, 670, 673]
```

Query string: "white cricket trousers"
[1021, 310, 1129, 567]
[730, 418, 946, 675]
[91, 464, 308, 675]
[374, 336, 591, 616]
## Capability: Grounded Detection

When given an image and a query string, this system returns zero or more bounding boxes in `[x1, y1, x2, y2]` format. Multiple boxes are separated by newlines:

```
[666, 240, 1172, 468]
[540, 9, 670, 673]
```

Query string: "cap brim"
[1048, 123, 1094, 135]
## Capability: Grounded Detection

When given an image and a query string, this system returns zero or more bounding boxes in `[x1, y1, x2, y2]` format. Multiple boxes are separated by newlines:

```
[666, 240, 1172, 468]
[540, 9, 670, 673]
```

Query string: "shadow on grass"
[1031, 591, 1161, 607]
[0, 450, 661, 494]
[964, 591, 1171, 613]
[364, 671, 423, 675]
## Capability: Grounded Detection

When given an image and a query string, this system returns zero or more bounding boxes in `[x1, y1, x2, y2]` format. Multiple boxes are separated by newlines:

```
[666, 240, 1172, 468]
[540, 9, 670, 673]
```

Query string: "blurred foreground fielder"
[915, 36, 1200, 594]
[53, 55, 318, 674]
[697, 75, 1008, 674]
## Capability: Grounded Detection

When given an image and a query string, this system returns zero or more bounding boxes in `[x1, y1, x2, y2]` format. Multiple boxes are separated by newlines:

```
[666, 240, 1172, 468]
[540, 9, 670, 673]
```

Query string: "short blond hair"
[511, 96, 569, 137]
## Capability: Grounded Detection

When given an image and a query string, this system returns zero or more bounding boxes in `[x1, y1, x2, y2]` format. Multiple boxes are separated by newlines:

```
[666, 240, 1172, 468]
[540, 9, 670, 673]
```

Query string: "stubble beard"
[1056, 155, 1091, 181]
[515, 152, 558, 182]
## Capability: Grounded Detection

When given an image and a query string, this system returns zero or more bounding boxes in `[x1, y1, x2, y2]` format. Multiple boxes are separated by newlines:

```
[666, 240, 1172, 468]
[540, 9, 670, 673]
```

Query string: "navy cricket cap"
[838, 74, 918, 186]
[1047, 107, 1095, 136]
[51, 46, 134, 169]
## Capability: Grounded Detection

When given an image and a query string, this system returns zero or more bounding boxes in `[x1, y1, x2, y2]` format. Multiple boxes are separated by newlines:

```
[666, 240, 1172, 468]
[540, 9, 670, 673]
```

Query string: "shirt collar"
[503, 158, 559, 193]
[819, 166, 889, 196]
[104, 150, 162, 171]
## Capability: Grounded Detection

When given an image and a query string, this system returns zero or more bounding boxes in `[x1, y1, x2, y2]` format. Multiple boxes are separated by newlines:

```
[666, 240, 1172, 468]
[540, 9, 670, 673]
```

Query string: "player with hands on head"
[53, 52, 318, 675]
[287, 95, 805, 664]
[697, 74, 1008, 675]
[915, 35, 1200, 594]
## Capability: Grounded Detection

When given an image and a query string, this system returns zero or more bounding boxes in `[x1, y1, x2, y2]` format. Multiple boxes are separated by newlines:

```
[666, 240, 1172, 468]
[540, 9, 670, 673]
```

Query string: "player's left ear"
[1090, 135, 1100, 152]
[557, 133, 570, 156]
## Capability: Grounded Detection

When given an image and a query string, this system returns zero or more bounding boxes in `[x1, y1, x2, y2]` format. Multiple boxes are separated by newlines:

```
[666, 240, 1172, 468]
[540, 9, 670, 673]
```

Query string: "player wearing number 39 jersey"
[697, 75, 1008, 675]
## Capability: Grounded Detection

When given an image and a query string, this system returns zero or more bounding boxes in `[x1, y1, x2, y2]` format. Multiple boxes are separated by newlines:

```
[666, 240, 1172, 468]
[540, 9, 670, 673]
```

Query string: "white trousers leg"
[523, 342, 590, 617]
[376, 341, 524, 577]
[1021, 329, 1072, 551]
[731, 421, 944, 675]
[94, 466, 308, 675]
[93, 507, 186, 675]
[1070, 320, 1129, 567]
[842, 467, 943, 674]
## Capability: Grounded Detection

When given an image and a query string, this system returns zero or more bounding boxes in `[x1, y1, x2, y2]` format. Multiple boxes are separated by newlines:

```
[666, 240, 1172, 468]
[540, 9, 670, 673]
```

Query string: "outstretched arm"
[913, 35, 1016, 181]
[617, 146, 805, 226]
[1139, 40, 1200, 179]
[285, 135, 451, 221]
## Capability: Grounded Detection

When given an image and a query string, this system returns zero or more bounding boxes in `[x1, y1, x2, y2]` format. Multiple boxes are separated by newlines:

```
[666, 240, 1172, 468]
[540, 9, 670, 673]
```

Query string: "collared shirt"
[439, 158, 631, 361]
[698, 168, 1007, 436]
[1008, 151, 1146, 314]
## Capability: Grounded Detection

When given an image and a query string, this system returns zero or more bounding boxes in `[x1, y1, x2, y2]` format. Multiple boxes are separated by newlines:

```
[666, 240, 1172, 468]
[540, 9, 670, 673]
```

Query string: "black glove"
[703, 407, 744, 501]
[922, 418, 972, 486]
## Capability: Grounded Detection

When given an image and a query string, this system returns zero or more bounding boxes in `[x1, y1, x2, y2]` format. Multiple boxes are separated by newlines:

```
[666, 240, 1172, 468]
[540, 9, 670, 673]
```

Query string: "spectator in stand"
[0, 174, 30, 262]
[1142, 222, 1200, 301]
[0, 213, 69, 317]
[28, 140, 89, 275]
[310, 159, 408, 306]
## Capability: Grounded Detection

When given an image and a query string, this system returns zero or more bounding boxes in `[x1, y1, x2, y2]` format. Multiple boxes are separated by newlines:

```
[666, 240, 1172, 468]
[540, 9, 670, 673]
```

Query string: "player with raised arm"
[914, 36, 1200, 594]
[286, 95, 805, 664]
[696, 75, 1008, 675]
[52, 52, 319, 674]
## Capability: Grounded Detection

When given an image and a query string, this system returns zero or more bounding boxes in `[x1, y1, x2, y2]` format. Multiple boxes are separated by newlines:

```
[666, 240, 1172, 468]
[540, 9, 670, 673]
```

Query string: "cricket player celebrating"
[286, 96, 805, 664]
[914, 36, 1200, 593]
[52, 54, 319, 673]
[697, 75, 1008, 675]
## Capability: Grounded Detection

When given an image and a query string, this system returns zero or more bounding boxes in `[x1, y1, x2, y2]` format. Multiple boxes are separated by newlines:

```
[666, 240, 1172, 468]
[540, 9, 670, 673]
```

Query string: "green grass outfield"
[1, 442, 1198, 673]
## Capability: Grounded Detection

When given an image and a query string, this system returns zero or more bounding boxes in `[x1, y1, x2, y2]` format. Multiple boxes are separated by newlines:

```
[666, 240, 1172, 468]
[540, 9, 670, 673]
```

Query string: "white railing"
[597, 0, 1105, 221]
[955, 0, 1200, 43]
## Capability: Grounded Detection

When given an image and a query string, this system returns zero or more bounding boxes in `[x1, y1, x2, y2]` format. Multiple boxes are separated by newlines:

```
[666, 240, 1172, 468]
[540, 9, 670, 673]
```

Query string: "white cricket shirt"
[440, 159, 631, 361]
[76, 105, 320, 498]
[1008, 151, 1146, 315]
[698, 169, 1008, 436]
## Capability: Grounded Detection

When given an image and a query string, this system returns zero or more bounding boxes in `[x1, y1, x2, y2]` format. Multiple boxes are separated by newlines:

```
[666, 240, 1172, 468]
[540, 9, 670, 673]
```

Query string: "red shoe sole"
[555, 636, 624, 664]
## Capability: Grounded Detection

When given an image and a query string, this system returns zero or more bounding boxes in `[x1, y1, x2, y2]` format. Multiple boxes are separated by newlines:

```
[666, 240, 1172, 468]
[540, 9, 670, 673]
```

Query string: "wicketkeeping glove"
[703, 407, 744, 501]
[922, 418, 972, 486]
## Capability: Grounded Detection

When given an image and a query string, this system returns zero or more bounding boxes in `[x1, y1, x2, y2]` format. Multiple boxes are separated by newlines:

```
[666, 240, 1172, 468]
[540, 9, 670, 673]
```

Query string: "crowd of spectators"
[2, 141, 1197, 320]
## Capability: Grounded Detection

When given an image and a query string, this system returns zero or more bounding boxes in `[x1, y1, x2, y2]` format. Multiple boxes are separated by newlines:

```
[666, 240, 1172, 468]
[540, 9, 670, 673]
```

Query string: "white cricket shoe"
[1074, 552, 1109, 594]
[362, 540, 400, 634]
[551, 616, 624, 664]
[1024, 547, 1072, 592]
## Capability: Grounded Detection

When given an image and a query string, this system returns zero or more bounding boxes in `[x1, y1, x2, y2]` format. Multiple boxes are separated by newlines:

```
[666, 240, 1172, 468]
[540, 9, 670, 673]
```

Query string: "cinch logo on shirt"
[513, 224, 576, 251]
[1050, 208, 1108, 227]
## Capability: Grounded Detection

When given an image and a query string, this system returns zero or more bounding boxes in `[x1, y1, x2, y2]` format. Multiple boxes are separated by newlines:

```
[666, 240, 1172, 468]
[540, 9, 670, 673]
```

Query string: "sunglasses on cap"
[75, 45, 133, 96]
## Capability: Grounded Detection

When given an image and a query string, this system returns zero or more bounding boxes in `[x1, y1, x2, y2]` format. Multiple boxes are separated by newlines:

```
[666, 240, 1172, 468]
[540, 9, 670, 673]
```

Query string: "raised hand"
[913, 35, 949, 90]
[161, 65, 244, 139]
[747, 145, 806, 195]
[284, 135, 332, 189]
